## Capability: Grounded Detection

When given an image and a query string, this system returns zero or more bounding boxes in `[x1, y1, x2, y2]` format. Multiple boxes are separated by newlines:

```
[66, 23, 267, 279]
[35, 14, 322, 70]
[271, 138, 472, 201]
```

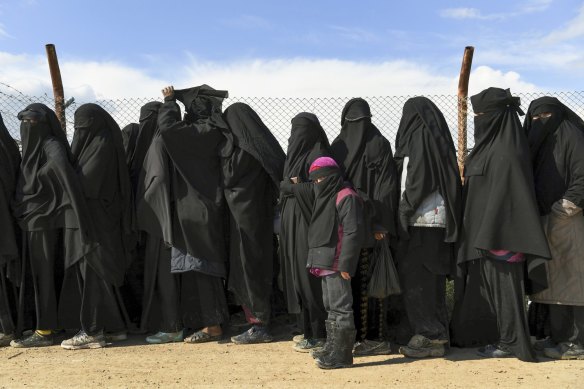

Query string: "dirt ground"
[1, 321, 583, 389]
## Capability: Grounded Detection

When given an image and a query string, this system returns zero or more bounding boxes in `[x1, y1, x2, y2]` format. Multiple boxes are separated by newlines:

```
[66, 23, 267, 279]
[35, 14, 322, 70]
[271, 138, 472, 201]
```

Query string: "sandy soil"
[0, 325, 583, 389]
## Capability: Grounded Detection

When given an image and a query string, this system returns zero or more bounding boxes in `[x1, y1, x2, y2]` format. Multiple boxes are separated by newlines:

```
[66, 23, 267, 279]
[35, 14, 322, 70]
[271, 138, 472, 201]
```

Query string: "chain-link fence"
[2, 82, 584, 166]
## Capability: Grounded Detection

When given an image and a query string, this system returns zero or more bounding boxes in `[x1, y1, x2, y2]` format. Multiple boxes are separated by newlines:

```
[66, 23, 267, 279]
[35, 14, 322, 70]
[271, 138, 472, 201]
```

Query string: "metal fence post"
[457, 46, 474, 178]
[45, 44, 66, 134]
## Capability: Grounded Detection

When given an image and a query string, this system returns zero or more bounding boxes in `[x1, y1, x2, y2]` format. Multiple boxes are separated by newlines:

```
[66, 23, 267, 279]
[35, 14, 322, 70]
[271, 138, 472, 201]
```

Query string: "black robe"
[331, 98, 398, 246]
[68, 103, 133, 286]
[222, 102, 285, 323]
[121, 123, 139, 159]
[0, 113, 21, 335]
[280, 113, 330, 316]
[454, 88, 551, 361]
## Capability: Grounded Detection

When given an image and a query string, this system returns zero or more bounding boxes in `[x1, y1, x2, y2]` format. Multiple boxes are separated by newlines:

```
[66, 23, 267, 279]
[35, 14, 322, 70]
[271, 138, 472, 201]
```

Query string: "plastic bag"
[367, 238, 401, 298]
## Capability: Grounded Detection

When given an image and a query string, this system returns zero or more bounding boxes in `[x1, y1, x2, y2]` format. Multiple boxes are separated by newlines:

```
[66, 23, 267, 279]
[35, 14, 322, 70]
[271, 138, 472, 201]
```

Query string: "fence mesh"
[2, 82, 584, 169]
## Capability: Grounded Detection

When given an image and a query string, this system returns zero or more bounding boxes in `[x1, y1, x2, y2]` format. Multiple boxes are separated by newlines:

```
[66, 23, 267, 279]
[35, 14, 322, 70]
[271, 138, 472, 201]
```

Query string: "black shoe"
[353, 339, 392, 356]
[544, 342, 584, 360]
[316, 327, 356, 369]
[477, 344, 513, 358]
[311, 320, 335, 359]
[10, 331, 53, 348]
[231, 325, 274, 344]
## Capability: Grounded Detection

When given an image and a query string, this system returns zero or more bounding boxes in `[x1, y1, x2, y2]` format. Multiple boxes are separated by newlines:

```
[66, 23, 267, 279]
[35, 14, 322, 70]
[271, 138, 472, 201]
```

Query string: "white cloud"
[440, 0, 553, 20]
[328, 26, 379, 43]
[440, 8, 487, 20]
[467, 65, 539, 95]
[543, 3, 584, 43]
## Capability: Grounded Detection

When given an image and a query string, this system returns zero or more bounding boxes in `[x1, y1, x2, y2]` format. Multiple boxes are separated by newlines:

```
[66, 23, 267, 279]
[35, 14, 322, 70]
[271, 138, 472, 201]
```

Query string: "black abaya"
[222, 103, 285, 323]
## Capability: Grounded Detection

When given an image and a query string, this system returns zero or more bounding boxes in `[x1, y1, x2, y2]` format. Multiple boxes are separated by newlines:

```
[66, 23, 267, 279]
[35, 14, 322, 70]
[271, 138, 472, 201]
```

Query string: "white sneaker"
[61, 330, 106, 350]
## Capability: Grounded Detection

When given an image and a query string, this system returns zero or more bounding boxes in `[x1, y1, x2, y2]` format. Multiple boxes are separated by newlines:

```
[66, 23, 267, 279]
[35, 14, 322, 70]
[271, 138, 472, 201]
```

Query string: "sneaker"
[399, 335, 446, 358]
[293, 338, 325, 353]
[0, 333, 15, 347]
[534, 337, 557, 351]
[292, 334, 304, 343]
[353, 339, 391, 356]
[61, 330, 106, 350]
[105, 331, 128, 342]
[145, 331, 184, 344]
[10, 331, 53, 348]
[231, 325, 274, 344]
[477, 344, 513, 358]
[544, 342, 584, 360]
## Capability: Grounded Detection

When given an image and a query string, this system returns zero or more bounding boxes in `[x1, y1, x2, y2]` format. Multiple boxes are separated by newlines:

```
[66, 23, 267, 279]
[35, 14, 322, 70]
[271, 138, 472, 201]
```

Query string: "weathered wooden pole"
[457, 46, 474, 178]
[45, 44, 66, 132]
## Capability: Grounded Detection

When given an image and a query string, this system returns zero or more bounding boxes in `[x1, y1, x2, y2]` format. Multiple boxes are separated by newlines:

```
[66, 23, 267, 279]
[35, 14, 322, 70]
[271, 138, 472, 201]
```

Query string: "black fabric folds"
[121, 123, 139, 159]
[223, 102, 285, 187]
[394, 96, 462, 242]
[308, 166, 345, 248]
[331, 98, 398, 244]
[524, 96, 584, 214]
[0, 113, 21, 270]
[71, 103, 134, 286]
[12, 103, 97, 266]
[137, 84, 229, 277]
[458, 88, 550, 264]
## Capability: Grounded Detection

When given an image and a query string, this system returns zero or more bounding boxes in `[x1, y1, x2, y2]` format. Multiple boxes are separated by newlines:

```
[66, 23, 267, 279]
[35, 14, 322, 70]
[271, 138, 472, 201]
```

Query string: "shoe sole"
[145, 338, 183, 344]
[293, 346, 323, 353]
[354, 349, 391, 357]
[476, 351, 513, 358]
[230, 337, 274, 345]
[10, 342, 53, 348]
[544, 353, 584, 360]
[315, 360, 352, 369]
[61, 342, 106, 350]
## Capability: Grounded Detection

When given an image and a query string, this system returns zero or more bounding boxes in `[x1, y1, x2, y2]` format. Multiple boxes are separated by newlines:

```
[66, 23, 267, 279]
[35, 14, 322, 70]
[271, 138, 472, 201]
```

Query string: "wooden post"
[457, 46, 474, 178]
[45, 44, 66, 132]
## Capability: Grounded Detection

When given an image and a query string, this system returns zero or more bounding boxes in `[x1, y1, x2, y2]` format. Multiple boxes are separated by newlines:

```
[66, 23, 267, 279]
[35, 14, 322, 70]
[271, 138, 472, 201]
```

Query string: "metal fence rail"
[2, 84, 583, 168]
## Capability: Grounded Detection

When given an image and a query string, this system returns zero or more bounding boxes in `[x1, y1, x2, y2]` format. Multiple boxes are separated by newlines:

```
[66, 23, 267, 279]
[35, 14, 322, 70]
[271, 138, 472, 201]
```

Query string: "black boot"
[316, 327, 356, 369]
[311, 320, 335, 359]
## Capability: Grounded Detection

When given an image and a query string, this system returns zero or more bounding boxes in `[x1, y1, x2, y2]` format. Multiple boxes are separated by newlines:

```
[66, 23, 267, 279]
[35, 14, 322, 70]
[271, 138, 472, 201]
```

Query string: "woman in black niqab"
[279, 112, 330, 345]
[222, 102, 285, 344]
[455, 88, 550, 362]
[394, 97, 461, 356]
[330, 98, 398, 349]
[58, 103, 133, 347]
[0, 113, 21, 342]
[11, 103, 97, 348]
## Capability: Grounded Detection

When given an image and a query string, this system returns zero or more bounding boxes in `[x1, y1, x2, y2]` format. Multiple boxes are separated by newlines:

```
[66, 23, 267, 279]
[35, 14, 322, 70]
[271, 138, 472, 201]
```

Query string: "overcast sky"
[0, 0, 583, 100]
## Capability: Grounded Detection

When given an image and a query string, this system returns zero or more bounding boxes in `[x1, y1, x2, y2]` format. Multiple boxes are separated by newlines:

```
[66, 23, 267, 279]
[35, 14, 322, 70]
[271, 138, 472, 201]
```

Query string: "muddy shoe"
[311, 320, 335, 359]
[477, 344, 513, 358]
[293, 338, 325, 353]
[544, 342, 584, 360]
[11, 331, 53, 348]
[292, 334, 304, 343]
[0, 333, 15, 347]
[231, 325, 273, 344]
[316, 328, 356, 369]
[399, 335, 446, 358]
[353, 339, 391, 356]
[61, 330, 106, 350]
[145, 331, 184, 344]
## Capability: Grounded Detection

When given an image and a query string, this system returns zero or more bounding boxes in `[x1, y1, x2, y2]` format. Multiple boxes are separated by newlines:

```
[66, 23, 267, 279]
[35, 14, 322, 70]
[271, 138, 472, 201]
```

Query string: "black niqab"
[71, 103, 134, 284]
[121, 123, 139, 159]
[331, 98, 398, 242]
[308, 166, 345, 248]
[459, 87, 550, 285]
[0, 113, 20, 267]
[394, 96, 461, 242]
[524, 96, 584, 214]
[223, 102, 285, 187]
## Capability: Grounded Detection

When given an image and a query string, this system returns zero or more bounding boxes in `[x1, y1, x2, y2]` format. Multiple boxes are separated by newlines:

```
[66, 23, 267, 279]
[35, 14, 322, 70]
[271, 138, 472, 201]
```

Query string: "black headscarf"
[394, 96, 462, 242]
[121, 123, 139, 158]
[125, 102, 162, 192]
[12, 103, 97, 264]
[524, 96, 584, 214]
[459, 88, 550, 277]
[308, 162, 345, 249]
[0, 113, 20, 267]
[331, 98, 398, 241]
[223, 102, 285, 187]
[71, 103, 134, 282]
[283, 112, 330, 182]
